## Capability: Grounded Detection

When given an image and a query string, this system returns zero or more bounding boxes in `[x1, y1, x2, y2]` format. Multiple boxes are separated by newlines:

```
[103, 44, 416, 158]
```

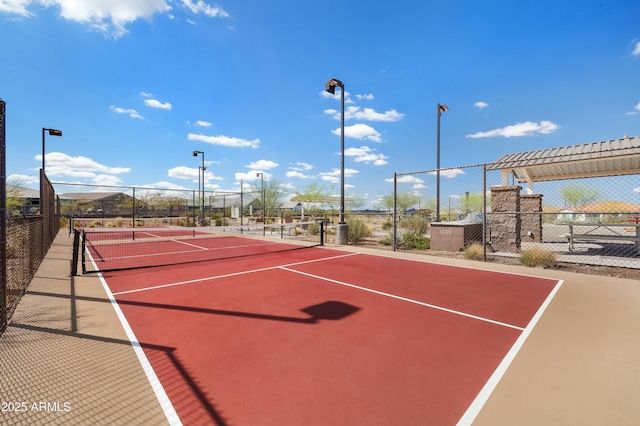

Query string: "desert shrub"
[378, 232, 393, 246]
[115, 217, 124, 227]
[59, 216, 69, 228]
[402, 232, 430, 250]
[520, 248, 557, 268]
[347, 218, 371, 245]
[308, 222, 320, 235]
[464, 242, 484, 261]
[381, 218, 393, 230]
[89, 220, 102, 228]
[400, 215, 430, 235]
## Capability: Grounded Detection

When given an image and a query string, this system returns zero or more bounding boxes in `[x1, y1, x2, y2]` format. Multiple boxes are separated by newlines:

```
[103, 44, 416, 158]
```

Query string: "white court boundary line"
[456, 279, 564, 425]
[87, 250, 183, 426]
[280, 267, 525, 331]
[112, 252, 359, 296]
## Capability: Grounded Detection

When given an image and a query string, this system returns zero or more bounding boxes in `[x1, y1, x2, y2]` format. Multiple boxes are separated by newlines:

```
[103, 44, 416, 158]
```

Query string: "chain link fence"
[394, 164, 640, 269]
[51, 182, 272, 230]
[2, 177, 60, 332]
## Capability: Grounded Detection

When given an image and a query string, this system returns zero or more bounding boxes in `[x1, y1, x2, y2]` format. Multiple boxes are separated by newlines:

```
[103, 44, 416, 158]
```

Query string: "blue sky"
[1, 0, 639, 208]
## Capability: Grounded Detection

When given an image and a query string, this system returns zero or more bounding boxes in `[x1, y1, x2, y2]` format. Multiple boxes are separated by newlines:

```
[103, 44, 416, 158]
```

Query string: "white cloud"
[144, 98, 172, 110]
[0, 0, 30, 15]
[7, 173, 38, 185]
[196, 120, 212, 127]
[188, 133, 260, 148]
[319, 168, 359, 184]
[290, 162, 312, 171]
[38, 152, 130, 185]
[92, 174, 124, 186]
[167, 165, 223, 182]
[629, 102, 640, 115]
[182, 0, 228, 17]
[167, 166, 199, 180]
[325, 106, 404, 122]
[235, 171, 271, 182]
[344, 146, 388, 166]
[466, 120, 559, 138]
[140, 91, 153, 97]
[319, 89, 354, 104]
[142, 181, 190, 190]
[385, 175, 424, 184]
[286, 170, 313, 179]
[633, 187, 640, 193]
[3, 0, 228, 38]
[633, 41, 640, 57]
[332, 123, 382, 142]
[110, 105, 143, 119]
[246, 159, 278, 170]
[427, 168, 465, 178]
[474, 101, 489, 109]
[356, 94, 374, 100]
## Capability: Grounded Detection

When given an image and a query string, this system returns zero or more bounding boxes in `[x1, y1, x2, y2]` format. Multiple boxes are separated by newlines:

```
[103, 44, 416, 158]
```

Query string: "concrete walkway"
[1, 231, 639, 425]
[0, 231, 169, 425]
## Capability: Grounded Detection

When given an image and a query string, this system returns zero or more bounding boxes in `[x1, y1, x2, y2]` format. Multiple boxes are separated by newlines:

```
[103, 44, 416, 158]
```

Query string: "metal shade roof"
[488, 135, 640, 184]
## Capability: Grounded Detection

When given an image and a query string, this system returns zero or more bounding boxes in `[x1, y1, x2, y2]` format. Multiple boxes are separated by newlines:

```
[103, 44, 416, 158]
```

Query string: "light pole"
[325, 78, 348, 245]
[436, 103, 448, 222]
[42, 127, 62, 173]
[193, 150, 206, 226]
[256, 172, 265, 235]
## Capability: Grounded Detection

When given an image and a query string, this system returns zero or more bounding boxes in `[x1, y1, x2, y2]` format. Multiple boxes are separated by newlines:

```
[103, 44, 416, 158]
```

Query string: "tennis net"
[75, 221, 325, 274]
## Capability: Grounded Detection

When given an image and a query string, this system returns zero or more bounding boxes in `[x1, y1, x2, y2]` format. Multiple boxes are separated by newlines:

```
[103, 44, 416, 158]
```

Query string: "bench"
[559, 224, 640, 252]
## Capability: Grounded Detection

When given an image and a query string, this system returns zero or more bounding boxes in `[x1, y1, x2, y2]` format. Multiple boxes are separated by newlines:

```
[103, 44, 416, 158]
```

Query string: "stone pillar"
[521, 194, 543, 242]
[490, 186, 521, 252]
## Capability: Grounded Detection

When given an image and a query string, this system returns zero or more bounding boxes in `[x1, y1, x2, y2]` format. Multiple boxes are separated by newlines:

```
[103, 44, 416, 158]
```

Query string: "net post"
[70, 229, 80, 276]
[320, 220, 324, 246]
[81, 230, 87, 274]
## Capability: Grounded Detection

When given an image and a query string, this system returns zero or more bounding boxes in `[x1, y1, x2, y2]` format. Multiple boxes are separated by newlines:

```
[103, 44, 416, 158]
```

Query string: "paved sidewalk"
[0, 231, 169, 425]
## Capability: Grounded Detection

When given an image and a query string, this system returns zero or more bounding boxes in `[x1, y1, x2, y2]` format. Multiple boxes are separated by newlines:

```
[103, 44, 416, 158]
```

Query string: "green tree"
[345, 193, 366, 211]
[460, 192, 487, 214]
[6, 181, 27, 215]
[373, 194, 394, 212]
[373, 192, 422, 213]
[293, 182, 332, 216]
[396, 193, 421, 212]
[560, 185, 600, 208]
[251, 178, 285, 219]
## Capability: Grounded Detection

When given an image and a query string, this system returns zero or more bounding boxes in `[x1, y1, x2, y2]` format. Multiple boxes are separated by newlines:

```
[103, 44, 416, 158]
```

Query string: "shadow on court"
[15, 288, 360, 425]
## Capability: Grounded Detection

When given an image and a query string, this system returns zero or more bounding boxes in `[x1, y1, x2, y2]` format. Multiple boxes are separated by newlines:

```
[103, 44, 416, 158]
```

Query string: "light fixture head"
[325, 78, 343, 94]
[48, 129, 63, 137]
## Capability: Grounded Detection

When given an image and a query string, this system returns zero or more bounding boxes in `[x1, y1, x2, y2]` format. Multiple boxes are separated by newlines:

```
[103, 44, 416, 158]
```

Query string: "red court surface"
[97, 247, 561, 426]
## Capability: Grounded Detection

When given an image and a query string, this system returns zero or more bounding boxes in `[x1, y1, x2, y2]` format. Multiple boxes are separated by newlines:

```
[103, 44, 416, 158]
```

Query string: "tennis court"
[78, 224, 562, 425]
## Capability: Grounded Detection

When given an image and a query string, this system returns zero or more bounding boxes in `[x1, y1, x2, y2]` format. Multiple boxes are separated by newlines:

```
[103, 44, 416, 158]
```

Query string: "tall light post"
[436, 103, 448, 222]
[325, 78, 348, 245]
[41, 127, 62, 242]
[42, 127, 62, 173]
[193, 150, 206, 226]
[256, 172, 265, 235]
